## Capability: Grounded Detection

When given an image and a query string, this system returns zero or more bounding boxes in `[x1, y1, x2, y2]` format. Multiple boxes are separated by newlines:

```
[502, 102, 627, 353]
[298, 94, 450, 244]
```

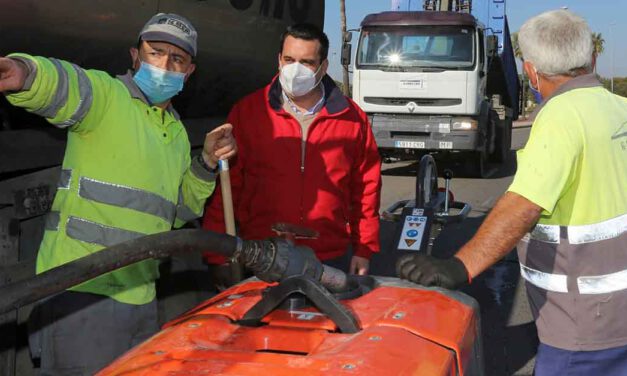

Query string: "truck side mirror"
[486, 35, 498, 57]
[344, 31, 353, 43]
[341, 42, 352, 66]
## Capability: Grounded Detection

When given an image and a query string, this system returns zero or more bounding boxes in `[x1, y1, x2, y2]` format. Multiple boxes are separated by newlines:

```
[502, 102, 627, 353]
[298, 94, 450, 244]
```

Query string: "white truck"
[349, 0, 520, 177]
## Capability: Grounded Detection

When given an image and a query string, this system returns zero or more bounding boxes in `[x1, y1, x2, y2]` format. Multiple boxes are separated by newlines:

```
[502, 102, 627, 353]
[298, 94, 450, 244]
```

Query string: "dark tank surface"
[0, 0, 325, 119]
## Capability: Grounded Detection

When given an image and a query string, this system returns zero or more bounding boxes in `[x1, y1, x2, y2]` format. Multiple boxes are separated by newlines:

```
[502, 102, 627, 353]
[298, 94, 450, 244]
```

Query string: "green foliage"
[511, 32, 522, 59]
[600, 76, 627, 98]
[592, 32, 605, 56]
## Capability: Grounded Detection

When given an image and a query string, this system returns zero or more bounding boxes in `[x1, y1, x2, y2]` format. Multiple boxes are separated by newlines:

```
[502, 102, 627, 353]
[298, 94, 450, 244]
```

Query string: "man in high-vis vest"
[396, 10, 627, 375]
[0, 13, 236, 374]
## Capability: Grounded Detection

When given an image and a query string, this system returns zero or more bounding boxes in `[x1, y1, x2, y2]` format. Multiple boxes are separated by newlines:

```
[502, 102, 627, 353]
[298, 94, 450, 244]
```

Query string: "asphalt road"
[369, 126, 537, 376]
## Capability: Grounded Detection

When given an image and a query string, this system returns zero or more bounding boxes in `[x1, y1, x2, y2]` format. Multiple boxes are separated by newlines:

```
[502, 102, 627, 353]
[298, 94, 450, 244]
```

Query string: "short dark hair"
[279, 23, 329, 62]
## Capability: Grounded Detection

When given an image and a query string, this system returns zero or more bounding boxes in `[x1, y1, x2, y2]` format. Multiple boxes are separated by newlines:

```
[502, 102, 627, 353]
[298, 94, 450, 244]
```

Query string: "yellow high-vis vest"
[7, 54, 216, 305]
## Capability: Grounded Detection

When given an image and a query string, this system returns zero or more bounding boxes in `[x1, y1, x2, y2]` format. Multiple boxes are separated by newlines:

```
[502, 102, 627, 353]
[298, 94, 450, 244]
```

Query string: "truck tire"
[490, 115, 512, 163]
[465, 149, 487, 178]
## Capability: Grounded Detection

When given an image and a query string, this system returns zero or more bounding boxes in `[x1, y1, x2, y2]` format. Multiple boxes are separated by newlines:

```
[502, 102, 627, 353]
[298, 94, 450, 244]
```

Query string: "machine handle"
[238, 274, 360, 333]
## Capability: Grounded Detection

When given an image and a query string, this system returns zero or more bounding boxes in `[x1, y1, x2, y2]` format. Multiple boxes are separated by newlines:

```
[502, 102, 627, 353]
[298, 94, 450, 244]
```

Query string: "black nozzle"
[444, 169, 454, 180]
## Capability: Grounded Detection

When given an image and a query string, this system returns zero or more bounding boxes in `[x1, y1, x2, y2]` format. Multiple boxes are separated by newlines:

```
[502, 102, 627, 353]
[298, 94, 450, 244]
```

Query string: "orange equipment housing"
[98, 276, 483, 375]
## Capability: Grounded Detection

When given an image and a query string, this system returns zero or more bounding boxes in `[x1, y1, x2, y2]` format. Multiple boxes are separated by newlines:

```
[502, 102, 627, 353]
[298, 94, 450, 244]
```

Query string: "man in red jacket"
[202, 23, 381, 283]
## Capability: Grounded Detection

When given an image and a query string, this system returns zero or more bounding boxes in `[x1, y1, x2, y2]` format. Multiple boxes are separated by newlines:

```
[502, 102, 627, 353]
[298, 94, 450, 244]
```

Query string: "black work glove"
[396, 253, 469, 289]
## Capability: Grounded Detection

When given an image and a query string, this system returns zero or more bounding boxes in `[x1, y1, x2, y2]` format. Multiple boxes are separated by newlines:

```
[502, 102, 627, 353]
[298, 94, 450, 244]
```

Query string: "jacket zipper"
[299, 119, 307, 223]
[298, 116, 321, 224]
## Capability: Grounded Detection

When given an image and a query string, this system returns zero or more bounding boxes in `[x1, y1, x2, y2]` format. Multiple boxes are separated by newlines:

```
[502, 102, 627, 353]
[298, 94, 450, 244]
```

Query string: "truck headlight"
[452, 120, 478, 130]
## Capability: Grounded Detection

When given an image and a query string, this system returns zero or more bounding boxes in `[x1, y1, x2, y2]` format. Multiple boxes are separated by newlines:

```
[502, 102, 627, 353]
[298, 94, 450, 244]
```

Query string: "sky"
[323, 0, 627, 81]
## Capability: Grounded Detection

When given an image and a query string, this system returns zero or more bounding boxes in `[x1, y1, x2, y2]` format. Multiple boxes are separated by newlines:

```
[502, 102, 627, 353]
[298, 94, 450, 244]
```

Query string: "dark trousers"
[535, 342, 627, 376]
[29, 291, 158, 375]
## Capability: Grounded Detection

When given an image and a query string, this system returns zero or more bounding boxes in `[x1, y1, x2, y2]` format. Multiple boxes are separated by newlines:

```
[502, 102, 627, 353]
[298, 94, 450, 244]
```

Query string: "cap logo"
[157, 17, 192, 36]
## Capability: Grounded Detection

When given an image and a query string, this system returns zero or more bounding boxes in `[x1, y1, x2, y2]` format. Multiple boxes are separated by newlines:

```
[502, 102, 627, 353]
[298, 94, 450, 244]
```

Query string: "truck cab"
[352, 9, 518, 177]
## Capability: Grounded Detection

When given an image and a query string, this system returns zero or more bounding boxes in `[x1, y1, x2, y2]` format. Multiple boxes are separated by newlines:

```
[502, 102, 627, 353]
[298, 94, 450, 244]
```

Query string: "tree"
[511, 32, 522, 60]
[339, 0, 350, 96]
[592, 32, 605, 73]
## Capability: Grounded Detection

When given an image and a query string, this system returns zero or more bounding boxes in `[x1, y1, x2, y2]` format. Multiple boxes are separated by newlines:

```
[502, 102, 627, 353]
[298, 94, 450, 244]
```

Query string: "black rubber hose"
[0, 229, 239, 315]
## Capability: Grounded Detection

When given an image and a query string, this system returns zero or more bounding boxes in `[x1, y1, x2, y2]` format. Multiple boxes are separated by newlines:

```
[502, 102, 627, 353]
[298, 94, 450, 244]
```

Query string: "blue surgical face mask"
[528, 66, 543, 103]
[133, 61, 185, 105]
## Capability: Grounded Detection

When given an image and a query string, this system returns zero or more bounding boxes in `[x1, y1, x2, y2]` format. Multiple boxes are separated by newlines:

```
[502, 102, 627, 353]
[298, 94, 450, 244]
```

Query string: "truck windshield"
[357, 26, 475, 70]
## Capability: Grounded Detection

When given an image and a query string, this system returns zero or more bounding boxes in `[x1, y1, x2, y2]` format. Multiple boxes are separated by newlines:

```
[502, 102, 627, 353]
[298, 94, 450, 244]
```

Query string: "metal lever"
[271, 222, 319, 240]
[443, 169, 453, 214]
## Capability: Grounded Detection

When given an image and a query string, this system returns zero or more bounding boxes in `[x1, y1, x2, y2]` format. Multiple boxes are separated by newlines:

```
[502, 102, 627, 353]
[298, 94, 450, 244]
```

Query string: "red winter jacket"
[203, 75, 381, 264]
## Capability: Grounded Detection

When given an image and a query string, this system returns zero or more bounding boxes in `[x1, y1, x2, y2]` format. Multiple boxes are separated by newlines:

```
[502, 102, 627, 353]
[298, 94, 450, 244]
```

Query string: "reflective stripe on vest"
[54, 64, 93, 128]
[58, 169, 72, 189]
[528, 213, 627, 245]
[44, 211, 60, 231]
[520, 264, 568, 293]
[66, 216, 145, 247]
[78, 177, 176, 222]
[521, 213, 627, 294]
[529, 224, 560, 244]
[568, 213, 627, 244]
[578, 269, 627, 295]
[174, 186, 202, 223]
[32, 58, 69, 119]
[42, 211, 146, 246]
[522, 264, 627, 295]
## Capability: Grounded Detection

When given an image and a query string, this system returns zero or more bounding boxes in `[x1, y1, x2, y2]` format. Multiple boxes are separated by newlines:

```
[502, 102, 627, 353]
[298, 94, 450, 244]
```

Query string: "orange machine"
[98, 275, 483, 375]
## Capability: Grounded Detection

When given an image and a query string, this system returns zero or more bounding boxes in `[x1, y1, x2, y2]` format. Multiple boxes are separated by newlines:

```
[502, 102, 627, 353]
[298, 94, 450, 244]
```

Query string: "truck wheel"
[490, 116, 512, 163]
[465, 149, 487, 178]
[416, 155, 438, 207]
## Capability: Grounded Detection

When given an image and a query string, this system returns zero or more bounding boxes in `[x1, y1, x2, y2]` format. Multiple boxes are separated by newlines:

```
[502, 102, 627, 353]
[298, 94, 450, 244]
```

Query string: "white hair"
[518, 9, 593, 76]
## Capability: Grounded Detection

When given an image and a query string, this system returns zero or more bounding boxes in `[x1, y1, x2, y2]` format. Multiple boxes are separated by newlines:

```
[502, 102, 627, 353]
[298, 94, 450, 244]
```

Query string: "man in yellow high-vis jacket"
[0, 13, 236, 374]
[396, 10, 627, 376]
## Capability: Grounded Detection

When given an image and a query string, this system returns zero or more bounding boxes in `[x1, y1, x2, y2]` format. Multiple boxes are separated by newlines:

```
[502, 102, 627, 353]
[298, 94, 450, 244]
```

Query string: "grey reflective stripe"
[175, 187, 202, 222]
[44, 211, 60, 231]
[521, 263, 627, 295]
[57, 169, 72, 189]
[568, 213, 627, 244]
[66, 216, 145, 247]
[176, 204, 200, 222]
[33, 58, 69, 119]
[55, 64, 93, 128]
[519, 264, 568, 293]
[79, 177, 176, 222]
[527, 215, 627, 245]
[529, 224, 560, 244]
[578, 269, 627, 295]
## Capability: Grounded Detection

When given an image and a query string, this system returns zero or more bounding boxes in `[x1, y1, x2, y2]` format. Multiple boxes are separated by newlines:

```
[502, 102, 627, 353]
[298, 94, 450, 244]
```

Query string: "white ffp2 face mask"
[279, 62, 322, 97]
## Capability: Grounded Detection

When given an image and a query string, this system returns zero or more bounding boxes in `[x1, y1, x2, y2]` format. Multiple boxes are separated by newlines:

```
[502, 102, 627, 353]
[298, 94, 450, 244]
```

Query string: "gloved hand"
[396, 253, 470, 289]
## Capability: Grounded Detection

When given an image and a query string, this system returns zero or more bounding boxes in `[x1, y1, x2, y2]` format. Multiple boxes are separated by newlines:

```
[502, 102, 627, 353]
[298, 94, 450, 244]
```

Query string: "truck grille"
[363, 97, 462, 107]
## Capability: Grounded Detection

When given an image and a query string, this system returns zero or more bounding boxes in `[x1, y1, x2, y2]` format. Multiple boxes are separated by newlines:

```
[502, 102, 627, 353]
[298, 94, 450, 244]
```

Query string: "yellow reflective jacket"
[7, 54, 216, 304]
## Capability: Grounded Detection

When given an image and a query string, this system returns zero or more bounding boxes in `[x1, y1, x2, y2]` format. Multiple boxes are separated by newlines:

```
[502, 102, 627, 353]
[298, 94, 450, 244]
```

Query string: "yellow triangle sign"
[405, 239, 417, 247]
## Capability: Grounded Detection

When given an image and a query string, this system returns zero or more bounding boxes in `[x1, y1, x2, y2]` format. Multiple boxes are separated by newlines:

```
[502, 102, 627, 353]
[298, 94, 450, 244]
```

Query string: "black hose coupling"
[235, 238, 324, 283]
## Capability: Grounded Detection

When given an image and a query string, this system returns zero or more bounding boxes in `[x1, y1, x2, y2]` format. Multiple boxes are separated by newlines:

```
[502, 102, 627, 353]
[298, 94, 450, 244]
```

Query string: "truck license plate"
[395, 141, 425, 149]
[399, 79, 424, 90]
[439, 141, 453, 149]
